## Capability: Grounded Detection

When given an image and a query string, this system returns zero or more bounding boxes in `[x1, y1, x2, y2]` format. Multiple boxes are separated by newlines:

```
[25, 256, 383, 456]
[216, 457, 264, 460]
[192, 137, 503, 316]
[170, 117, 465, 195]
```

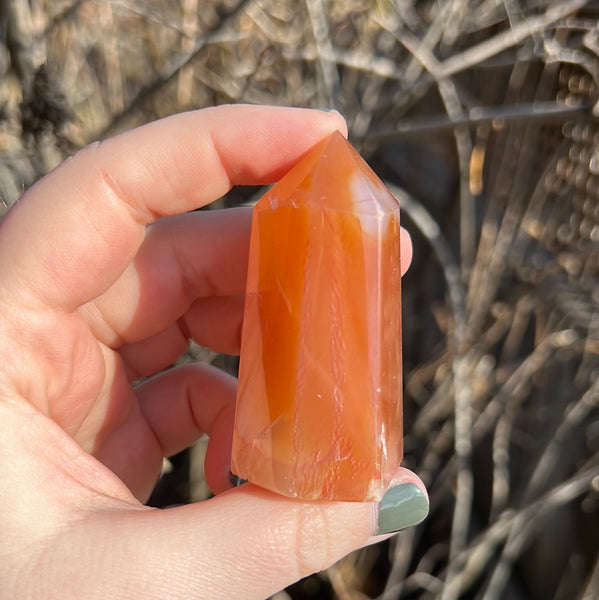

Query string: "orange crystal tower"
[231, 131, 402, 502]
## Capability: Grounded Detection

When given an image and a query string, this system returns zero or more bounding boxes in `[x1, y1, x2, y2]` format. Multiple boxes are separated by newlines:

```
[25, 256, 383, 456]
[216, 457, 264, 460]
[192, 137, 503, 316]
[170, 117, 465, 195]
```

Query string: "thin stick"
[386, 183, 473, 600]
[437, 0, 592, 79]
[305, 0, 340, 109]
[94, 0, 252, 140]
[364, 101, 592, 143]
[483, 460, 599, 600]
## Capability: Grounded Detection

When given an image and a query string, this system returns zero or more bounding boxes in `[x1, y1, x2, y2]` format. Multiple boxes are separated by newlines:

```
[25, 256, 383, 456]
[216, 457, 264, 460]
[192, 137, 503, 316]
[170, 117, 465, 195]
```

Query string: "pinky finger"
[136, 363, 237, 495]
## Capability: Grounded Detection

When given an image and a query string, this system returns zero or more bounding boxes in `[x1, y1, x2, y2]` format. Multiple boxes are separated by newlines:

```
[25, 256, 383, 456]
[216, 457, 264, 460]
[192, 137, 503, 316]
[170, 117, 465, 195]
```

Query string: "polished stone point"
[230, 131, 402, 502]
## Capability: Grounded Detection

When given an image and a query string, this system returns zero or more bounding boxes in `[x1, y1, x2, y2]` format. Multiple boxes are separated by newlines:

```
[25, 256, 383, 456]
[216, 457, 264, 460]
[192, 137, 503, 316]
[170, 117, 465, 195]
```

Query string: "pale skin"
[0, 105, 424, 599]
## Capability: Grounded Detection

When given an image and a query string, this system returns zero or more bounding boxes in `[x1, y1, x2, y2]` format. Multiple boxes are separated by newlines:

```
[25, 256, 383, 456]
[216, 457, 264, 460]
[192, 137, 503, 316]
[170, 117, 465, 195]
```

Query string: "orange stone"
[230, 131, 402, 501]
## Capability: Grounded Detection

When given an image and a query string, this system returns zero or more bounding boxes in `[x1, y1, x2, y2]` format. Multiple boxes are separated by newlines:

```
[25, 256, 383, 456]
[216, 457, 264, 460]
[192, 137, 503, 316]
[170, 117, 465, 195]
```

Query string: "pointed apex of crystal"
[260, 131, 399, 217]
[231, 133, 403, 502]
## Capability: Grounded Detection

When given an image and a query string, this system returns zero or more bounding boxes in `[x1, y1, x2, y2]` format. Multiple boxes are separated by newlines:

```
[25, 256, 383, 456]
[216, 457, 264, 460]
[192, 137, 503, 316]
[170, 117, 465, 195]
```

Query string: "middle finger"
[80, 207, 252, 350]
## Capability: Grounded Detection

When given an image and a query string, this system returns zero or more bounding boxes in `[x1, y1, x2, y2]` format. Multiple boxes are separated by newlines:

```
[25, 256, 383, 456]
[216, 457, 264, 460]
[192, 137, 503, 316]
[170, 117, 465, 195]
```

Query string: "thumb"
[155, 485, 376, 597]
[71, 472, 427, 599]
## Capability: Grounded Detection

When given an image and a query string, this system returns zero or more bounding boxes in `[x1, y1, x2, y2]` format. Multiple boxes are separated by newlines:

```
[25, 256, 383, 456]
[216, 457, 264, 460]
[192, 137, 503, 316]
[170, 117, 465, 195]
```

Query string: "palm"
[13, 207, 250, 501]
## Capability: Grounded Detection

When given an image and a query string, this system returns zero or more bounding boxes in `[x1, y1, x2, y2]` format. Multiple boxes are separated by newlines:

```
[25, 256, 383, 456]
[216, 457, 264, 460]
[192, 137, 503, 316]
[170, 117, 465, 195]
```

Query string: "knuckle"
[292, 503, 336, 576]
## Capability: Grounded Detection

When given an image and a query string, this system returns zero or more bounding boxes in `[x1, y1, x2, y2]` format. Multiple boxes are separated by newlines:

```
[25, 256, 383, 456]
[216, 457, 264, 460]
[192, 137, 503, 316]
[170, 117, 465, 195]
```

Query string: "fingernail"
[229, 472, 247, 487]
[376, 482, 429, 535]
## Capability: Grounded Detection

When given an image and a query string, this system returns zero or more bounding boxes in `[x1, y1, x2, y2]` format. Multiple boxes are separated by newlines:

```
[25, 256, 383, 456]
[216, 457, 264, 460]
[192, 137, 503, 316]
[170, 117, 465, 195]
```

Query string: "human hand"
[0, 105, 427, 599]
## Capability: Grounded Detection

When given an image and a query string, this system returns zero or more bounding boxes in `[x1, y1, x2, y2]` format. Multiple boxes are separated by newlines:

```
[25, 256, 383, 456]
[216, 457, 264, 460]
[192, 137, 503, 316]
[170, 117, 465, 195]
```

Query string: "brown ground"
[1, 1, 597, 598]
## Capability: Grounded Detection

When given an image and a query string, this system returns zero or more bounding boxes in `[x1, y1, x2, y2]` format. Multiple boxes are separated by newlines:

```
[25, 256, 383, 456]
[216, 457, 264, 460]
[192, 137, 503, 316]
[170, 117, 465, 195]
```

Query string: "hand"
[0, 105, 427, 599]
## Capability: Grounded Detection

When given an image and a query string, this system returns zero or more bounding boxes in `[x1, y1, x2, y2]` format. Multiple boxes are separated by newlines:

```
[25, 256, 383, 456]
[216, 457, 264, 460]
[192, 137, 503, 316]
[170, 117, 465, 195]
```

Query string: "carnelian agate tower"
[231, 131, 402, 502]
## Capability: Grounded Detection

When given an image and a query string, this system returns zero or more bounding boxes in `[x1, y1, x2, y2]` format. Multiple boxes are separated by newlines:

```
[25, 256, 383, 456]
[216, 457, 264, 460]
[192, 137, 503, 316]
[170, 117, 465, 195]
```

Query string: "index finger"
[0, 106, 348, 311]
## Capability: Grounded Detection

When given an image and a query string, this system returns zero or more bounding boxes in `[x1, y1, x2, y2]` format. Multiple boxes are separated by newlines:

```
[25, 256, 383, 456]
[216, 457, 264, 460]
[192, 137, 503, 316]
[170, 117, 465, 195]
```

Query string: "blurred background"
[1, 1, 598, 598]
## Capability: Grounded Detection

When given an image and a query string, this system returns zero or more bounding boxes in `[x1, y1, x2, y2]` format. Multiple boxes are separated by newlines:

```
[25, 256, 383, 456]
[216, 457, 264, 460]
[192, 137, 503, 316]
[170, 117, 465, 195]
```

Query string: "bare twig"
[178, 0, 200, 107]
[387, 184, 467, 331]
[281, 45, 401, 81]
[392, 26, 477, 279]
[95, 0, 252, 140]
[1, 0, 46, 85]
[390, 23, 477, 589]
[525, 377, 599, 500]
[483, 461, 599, 600]
[380, 527, 417, 599]
[364, 101, 593, 142]
[442, 464, 598, 598]
[43, 0, 88, 35]
[473, 329, 580, 444]
[386, 182, 474, 600]
[582, 554, 599, 600]
[305, 0, 339, 108]
[437, 0, 592, 79]
[401, 0, 456, 84]
[98, 2, 124, 114]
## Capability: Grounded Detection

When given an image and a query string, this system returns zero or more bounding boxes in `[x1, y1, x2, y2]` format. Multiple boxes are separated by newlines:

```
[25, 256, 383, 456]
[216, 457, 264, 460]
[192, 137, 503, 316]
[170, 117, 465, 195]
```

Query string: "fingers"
[400, 228, 412, 276]
[152, 487, 376, 598]
[136, 363, 237, 495]
[117, 321, 191, 380]
[0, 106, 347, 311]
[101, 362, 237, 498]
[91, 209, 412, 373]
[83, 208, 251, 350]
[59, 469, 426, 600]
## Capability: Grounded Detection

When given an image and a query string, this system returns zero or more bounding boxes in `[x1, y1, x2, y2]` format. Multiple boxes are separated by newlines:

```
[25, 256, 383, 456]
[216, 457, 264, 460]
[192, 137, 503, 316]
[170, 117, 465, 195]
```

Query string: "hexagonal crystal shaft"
[231, 131, 402, 501]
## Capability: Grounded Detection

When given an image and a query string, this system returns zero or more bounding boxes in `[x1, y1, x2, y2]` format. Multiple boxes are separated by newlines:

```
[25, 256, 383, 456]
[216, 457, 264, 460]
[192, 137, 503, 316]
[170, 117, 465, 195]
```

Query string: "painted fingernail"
[376, 482, 429, 535]
[229, 472, 247, 487]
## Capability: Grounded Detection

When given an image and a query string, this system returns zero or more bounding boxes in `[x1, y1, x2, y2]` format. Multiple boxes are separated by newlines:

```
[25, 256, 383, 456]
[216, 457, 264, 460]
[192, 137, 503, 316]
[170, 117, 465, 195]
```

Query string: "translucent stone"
[230, 131, 402, 501]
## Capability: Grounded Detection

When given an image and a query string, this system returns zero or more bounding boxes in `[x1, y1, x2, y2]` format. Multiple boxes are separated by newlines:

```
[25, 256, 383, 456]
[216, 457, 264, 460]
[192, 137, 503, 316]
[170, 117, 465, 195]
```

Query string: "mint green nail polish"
[376, 483, 429, 535]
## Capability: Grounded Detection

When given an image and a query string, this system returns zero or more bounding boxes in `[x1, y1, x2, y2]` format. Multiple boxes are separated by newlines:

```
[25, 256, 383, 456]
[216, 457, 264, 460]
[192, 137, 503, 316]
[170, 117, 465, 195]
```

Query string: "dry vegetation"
[1, 1, 598, 599]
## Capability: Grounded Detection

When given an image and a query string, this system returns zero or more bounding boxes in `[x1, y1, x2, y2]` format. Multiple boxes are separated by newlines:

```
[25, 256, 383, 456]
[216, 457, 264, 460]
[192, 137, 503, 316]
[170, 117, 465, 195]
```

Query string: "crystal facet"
[231, 131, 402, 502]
